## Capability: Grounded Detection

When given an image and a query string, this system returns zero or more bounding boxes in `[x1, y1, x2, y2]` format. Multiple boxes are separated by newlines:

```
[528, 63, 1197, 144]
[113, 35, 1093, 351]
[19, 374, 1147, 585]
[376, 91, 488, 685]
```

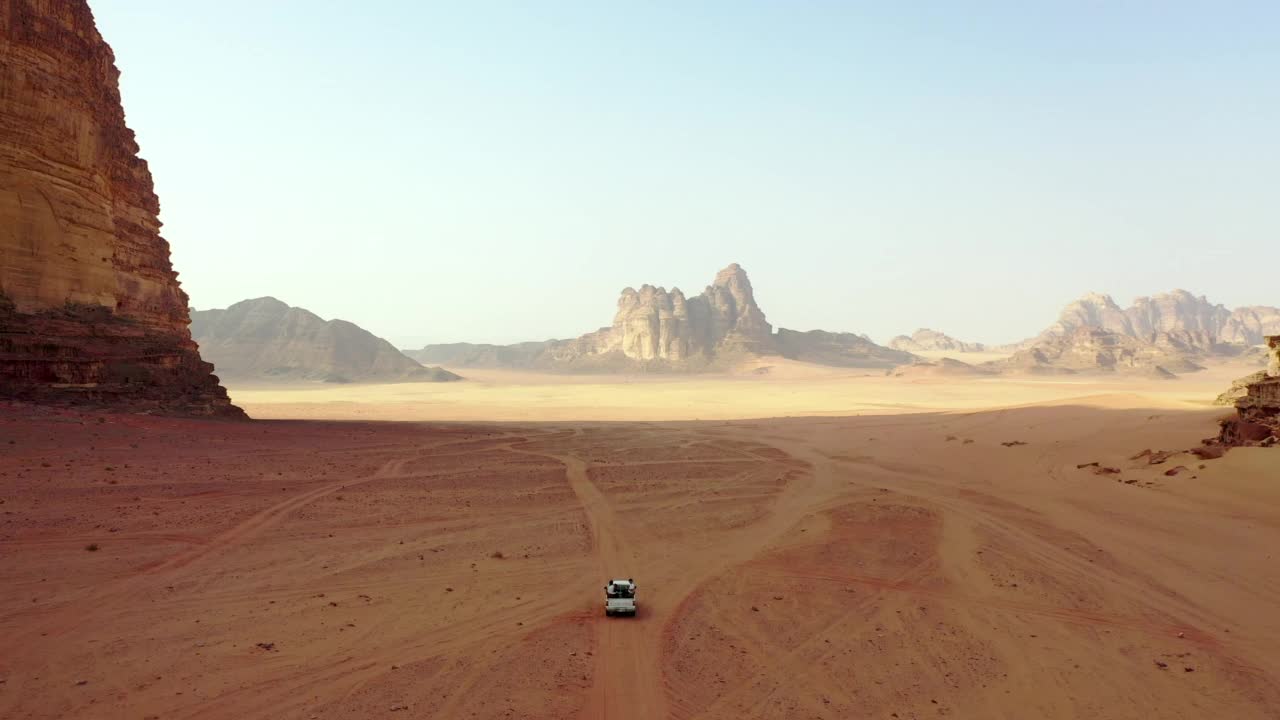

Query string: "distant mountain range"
[404, 264, 914, 372]
[191, 298, 460, 383]
[407, 272, 1276, 377]
[196, 278, 1275, 383]
[988, 291, 1279, 376]
[889, 329, 986, 353]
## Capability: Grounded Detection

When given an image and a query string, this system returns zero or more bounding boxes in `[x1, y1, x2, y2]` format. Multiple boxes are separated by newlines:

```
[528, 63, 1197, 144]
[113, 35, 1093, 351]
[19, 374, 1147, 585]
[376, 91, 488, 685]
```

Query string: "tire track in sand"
[4, 457, 411, 648]
[553, 452, 661, 720]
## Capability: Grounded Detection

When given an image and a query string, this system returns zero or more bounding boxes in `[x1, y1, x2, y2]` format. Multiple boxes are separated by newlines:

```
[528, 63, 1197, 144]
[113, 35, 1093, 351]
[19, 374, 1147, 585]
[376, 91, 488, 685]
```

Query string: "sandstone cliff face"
[888, 328, 985, 353]
[191, 298, 460, 384]
[0, 0, 240, 416]
[1214, 336, 1280, 448]
[598, 263, 774, 363]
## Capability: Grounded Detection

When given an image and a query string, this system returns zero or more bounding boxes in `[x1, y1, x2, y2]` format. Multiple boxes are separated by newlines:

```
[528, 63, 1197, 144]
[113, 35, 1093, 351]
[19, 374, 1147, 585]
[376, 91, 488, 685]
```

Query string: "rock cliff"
[1213, 336, 1280, 448]
[1005, 290, 1279, 375]
[996, 327, 1197, 377]
[888, 329, 985, 353]
[1031, 290, 1233, 351]
[191, 298, 460, 384]
[0, 0, 241, 416]
[409, 264, 911, 372]
[1222, 306, 1280, 346]
[598, 263, 774, 363]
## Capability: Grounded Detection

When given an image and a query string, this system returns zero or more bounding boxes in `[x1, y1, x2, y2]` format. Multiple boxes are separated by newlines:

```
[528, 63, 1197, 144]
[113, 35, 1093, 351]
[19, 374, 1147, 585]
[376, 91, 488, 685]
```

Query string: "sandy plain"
[1, 359, 1278, 719]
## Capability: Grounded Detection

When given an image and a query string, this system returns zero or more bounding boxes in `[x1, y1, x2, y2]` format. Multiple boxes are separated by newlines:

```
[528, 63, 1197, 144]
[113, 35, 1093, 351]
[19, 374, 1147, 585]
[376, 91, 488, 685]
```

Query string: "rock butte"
[407, 264, 914, 371]
[0, 0, 241, 416]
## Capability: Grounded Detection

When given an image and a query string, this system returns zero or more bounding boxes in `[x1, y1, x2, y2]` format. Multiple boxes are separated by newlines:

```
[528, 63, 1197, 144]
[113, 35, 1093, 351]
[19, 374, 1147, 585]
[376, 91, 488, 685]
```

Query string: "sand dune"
[2, 370, 1278, 719]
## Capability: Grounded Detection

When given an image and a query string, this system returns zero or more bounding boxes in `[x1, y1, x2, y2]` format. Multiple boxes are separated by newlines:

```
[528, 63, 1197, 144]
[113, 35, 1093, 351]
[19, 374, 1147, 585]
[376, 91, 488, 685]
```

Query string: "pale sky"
[92, 1, 1279, 348]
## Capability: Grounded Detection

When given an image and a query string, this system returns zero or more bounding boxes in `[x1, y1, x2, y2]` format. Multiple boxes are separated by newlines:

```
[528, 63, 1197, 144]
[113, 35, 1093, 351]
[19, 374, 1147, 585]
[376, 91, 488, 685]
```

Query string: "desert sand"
[227, 359, 1245, 422]
[2, 366, 1279, 719]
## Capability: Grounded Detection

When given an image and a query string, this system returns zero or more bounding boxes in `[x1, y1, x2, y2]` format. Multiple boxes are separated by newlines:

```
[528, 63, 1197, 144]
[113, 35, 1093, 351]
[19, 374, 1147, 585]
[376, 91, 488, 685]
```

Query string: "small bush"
[85, 543, 99, 552]
[490, 551, 505, 559]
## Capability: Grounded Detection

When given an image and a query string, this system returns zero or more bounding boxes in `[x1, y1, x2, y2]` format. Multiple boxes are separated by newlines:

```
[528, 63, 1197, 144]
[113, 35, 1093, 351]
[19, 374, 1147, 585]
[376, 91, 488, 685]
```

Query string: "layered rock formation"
[888, 329, 985, 353]
[1001, 290, 1280, 375]
[1215, 370, 1268, 406]
[998, 327, 1200, 377]
[577, 264, 774, 364]
[0, 0, 241, 416]
[409, 264, 912, 372]
[191, 298, 460, 383]
[1030, 290, 1232, 352]
[1213, 336, 1280, 448]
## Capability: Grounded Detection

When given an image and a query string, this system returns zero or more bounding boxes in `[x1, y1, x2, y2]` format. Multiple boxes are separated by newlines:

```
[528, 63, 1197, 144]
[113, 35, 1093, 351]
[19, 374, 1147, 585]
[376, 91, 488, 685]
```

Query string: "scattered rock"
[1154, 660, 1168, 669]
[1190, 446, 1225, 460]
[256, 642, 275, 651]
[1131, 449, 1175, 465]
[1001, 441, 1028, 447]
[1078, 462, 1121, 476]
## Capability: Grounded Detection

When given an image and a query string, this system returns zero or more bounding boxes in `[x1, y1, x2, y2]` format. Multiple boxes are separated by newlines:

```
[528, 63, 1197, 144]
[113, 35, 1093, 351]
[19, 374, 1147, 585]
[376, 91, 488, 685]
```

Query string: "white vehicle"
[604, 578, 637, 616]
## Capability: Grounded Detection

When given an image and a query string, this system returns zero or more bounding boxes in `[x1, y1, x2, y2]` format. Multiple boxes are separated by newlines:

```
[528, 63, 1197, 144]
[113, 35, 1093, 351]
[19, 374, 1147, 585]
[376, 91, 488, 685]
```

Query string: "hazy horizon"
[93, 1, 1279, 348]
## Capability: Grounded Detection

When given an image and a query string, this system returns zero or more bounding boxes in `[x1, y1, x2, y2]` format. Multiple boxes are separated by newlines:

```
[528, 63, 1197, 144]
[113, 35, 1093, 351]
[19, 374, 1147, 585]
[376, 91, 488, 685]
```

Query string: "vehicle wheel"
[605, 609, 613, 617]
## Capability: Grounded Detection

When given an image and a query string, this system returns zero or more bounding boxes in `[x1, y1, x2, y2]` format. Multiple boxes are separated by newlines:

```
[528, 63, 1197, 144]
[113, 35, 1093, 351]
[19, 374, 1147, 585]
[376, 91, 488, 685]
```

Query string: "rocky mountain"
[1000, 291, 1280, 376]
[998, 327, 1199, 377]
[405, 342, 556, 369]
[1222, 307, 1280, 346]
[408, 264, 913, 372]
[774, 329, 913, 369]
[0, 1, 241, 417]
[889, 329, 985, 353]
[191, 298, 460, 383]
[1030, 290, 1232, 351]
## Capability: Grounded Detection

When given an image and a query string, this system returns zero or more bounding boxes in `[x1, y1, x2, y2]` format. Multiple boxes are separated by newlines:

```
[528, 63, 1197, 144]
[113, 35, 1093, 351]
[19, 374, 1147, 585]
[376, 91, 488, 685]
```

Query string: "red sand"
[1, 399, 1278, 719]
